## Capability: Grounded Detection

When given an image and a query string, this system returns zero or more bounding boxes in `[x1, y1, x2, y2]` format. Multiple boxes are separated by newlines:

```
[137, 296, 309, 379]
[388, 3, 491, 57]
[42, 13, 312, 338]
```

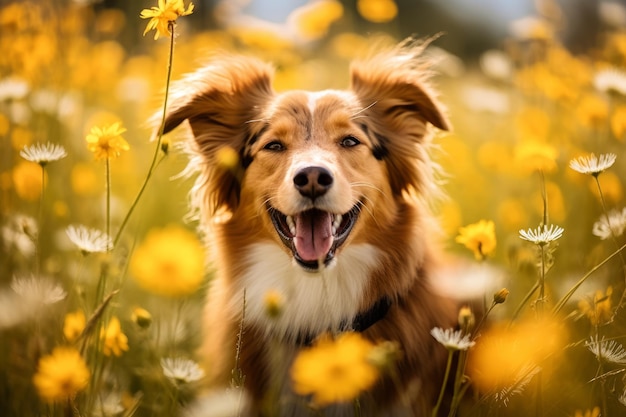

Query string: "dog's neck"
[294, 296, 392, 346]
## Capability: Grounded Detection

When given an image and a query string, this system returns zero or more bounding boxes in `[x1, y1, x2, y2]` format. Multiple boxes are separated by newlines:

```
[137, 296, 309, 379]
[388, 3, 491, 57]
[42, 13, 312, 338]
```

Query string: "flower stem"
[113, 22, 176, 248]
[105, 157, 111, 251]
[432, 349, 454, 417]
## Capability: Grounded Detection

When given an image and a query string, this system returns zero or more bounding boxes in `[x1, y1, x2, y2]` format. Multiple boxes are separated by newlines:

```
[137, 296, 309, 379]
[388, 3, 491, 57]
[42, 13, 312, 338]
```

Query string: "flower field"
[1, 0, 626, 416]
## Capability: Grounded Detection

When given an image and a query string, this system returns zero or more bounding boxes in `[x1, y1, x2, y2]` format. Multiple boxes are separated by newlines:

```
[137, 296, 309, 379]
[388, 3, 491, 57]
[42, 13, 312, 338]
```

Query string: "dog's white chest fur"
[235, 242, 380, 339]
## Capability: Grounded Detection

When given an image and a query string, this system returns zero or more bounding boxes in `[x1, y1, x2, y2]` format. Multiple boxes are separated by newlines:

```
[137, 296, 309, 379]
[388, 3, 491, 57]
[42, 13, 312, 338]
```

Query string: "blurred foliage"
[1, 0, 626, 416]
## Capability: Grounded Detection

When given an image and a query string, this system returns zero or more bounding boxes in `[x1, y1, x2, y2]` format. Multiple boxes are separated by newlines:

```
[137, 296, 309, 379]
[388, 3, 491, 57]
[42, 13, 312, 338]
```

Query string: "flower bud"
[458, 306, 475, 331]
[493, 288, 510, 305]
[131, 307, 152, 329]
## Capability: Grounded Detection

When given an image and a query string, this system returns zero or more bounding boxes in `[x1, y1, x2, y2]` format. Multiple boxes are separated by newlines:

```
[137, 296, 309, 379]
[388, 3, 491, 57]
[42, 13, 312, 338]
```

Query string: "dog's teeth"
[286, 215, 296, 235]
[332, 214, 342, 235]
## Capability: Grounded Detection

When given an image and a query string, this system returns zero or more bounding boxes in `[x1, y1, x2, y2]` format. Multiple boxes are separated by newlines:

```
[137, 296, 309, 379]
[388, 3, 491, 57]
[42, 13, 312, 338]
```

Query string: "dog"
[162, 40, 457, 416]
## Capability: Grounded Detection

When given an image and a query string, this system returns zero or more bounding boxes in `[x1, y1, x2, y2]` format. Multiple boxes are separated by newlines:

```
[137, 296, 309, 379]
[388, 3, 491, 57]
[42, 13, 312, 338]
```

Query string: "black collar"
[296, 297, 392, 346]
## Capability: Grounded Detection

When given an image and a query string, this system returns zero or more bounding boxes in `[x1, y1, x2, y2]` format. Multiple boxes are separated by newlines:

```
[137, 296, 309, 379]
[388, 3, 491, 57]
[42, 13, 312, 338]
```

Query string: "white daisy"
[11, 275, 66, 305]
[430, 327, 475, 351]
[594, 68, 626, 96]
[569, 153, 617, 177]
[19, 142, 67, 166]
[586, 336, 626, 364]
[66, 225, 112, 254]
[519, 224, 564, 246]
[161, 357, 205, 385]
[592, 207, 626, 240]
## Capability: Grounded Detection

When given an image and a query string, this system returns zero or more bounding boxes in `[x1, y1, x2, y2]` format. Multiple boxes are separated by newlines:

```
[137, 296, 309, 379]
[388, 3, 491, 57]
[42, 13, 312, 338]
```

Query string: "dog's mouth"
[269, 204, 361, 271]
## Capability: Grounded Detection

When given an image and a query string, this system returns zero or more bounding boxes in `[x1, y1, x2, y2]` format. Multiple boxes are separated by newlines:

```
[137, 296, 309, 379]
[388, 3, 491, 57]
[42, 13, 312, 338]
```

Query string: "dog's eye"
[263, 141, 285, 152]
[340, 136, 361, 148]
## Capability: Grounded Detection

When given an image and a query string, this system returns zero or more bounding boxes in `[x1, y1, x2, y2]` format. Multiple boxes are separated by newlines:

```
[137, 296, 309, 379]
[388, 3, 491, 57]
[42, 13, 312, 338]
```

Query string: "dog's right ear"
[161, 55, 275, 216]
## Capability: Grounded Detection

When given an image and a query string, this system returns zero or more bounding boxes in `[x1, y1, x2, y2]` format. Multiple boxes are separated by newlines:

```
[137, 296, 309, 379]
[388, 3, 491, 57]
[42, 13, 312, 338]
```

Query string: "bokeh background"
[2, 0, 626, 416]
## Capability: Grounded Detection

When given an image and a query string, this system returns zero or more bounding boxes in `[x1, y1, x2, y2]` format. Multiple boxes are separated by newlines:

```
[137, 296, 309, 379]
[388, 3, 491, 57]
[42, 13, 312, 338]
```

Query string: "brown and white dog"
[162, 40, 457, 416]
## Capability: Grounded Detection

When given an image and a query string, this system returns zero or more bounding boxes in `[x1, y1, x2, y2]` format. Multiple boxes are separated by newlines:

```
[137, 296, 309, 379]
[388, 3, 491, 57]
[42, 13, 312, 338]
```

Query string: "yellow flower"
[85, 122, 129, 161]
[130, 225, 205, 297]
[264, 290, 284, 319]
[140, 0, 194, 40]
[63, 310, 86, 343]
[33, 347, 90, 402]
[578, 286, 613, 326]
[357, 0, 398, 23]
[576, 94, 608, 128]
[514, 139, 558, 174]
[12, 161, 44, 202]
[291, 332, 380, 406]
[455, 220, 497, 261]
[131, 307, 152, 329]
[101, 316, 129, 357]
[288, 0, 343, 40]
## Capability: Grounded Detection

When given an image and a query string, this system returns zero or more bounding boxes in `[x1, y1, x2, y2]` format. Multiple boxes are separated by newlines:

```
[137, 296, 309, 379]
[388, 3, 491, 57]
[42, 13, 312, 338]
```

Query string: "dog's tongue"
[294, 210, 333, 262]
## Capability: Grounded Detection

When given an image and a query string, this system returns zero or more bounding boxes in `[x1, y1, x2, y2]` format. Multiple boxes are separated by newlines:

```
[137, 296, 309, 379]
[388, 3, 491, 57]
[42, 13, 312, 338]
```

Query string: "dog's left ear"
[350, 42, 450, 195]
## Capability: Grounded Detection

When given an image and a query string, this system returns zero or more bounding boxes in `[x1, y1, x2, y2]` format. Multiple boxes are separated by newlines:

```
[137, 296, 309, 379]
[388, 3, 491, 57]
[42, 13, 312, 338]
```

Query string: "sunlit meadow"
[1, 0, 626, 416]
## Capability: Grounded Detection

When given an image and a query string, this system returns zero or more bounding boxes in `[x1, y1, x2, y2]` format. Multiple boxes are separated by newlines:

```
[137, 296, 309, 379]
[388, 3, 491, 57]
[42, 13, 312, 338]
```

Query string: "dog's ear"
[162, 56, 275, 216]
[350, 40, 450, 196]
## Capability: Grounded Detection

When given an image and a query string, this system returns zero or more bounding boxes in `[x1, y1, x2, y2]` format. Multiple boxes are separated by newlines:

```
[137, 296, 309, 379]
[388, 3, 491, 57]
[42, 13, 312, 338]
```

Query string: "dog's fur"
[162, 41, 457, 416]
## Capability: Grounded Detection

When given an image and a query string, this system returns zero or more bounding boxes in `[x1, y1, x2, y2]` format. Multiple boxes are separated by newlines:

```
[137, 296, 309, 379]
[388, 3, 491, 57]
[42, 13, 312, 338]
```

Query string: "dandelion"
[519, 224, 564, 246]
[514, 140, 558, 174]
[569, 153, 616, 177]
[19, 142, 67, 166]
[455, 220, 497, 261]
[161, 357, 205, 385]
[592, 207, 626, 240]
[357, 0, 398, 24]
[11, 275, 66, 305]
[579, 286, 613, 326]
[140, 0, 194, 40]
[63, 310, 86, 343]
[586, 336, 626, 364]
[85, 122, 129, 161]
[100, 316, 129, 357]
[33, 347, 90, 402]
[66, 224, 112, 254]
[130, 225, 205, 297]
[430, 327, 475, 351]
[291, 332, 379, 406]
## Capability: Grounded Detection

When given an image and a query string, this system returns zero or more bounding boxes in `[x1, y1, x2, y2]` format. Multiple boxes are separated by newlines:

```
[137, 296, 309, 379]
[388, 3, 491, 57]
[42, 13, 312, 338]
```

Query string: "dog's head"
[163, 41, 449, 272]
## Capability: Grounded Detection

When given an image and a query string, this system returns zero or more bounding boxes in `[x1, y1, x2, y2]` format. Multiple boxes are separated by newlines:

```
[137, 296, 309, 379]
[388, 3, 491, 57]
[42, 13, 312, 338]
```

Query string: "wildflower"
[291, 332, 379, 406]
[11, 275, 66, 305]
[140, 0, 194, 40]
[592, 207, 626, 240]
[579, 286, 613, 326]
[586, 336, 626, 364]
[85, 122, 129, 160]
[161, 357, 205, 385]
[264, 290, 283, 319]
[19, 143, 67, 166]
[33, 347, 90, 402]
[63, 310, 86, 343]
[430, 327, 475, 351]
[100, 316, 129, 357]
[357, 0, 397, 24]
[519, 224, 564, 246]
[493, 288, 510, 305]
[66, 225, 112, 254]
[367, 340, 401, 372]
[455, 220, 497, 261]
[593, 68, 626, 95]
[576, 94, 608, 127]
[514, 140, 558, 174]
[569, 153, 616, 177]
[12, 161, 44, 201]
[288, 0, 343, 40]
[574, 407, 601, 417]
[457, 306, 475, 331]
[130, 225, 205, 297]
[1, 214, 36, 257]
[131, 307, 152, 329]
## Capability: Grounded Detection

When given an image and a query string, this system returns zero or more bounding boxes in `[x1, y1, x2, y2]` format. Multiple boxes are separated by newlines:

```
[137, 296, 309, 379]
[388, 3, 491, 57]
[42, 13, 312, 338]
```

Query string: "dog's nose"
[293, 166, 333, 199]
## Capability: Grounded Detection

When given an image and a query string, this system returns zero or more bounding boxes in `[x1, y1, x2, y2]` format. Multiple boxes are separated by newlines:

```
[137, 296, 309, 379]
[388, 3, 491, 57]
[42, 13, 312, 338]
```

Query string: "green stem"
[105, 157, 111, 251]
[113, 22, 176, 247]
[552, 241, 626, 315]
[37, 164, 45, 275]
[511, 281, 540, 322]
[537, 244, 546, 315]
[432, 349, 454, 417]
